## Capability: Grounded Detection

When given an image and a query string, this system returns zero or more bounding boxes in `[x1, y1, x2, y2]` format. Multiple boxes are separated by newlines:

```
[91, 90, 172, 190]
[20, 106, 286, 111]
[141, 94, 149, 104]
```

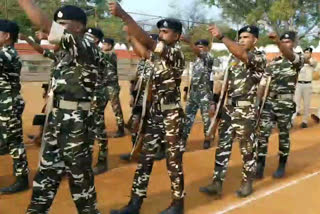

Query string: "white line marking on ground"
[214, 170, 320, 214]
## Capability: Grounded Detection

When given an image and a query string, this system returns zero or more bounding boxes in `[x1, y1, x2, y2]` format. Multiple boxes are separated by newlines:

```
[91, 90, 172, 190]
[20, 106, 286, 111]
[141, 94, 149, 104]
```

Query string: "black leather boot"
[114, 126, 125, 138]
[236, 180, 253, 198]
[199, 180, 223, 198]
[273, 156, 287, 179]
[120, 153, 131, 161]
[256, 156, 266, 179]
[159, 199, 184, 214]
[0, 174, 29, 194]
[203, 139, 211, 150]
[110, 195, 143, 214]
[93, 148, 108, 175]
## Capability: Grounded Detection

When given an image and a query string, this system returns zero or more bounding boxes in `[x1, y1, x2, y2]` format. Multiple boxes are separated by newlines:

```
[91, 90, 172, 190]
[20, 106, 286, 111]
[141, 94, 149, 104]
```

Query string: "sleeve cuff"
[154, 41, 165, 54]
[48, 21, 65, 45]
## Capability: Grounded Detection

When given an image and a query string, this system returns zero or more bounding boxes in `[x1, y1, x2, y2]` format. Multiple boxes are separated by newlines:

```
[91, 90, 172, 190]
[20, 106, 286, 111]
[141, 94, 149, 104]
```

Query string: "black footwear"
[297, 112, 301, 116]
[273, 156, 287, 179]
[300, 122, 308, 128]
[203, 140, 211, 150]
[0, 175, 29, 194]
[256, 156, 266, 179]
[159, 199, 184, 214]
[93, 157, 108, 175]
[199, 180, 223, 198]
[120, 153, 131, 161]
[114, 126, 125, 138]
[311, 114, 320, 123]
[110, 195, 143, 214]
[236, 180, 253, 198]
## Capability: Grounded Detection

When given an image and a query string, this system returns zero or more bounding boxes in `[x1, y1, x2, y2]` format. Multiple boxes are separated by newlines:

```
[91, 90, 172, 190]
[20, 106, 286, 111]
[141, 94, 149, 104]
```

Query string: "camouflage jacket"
[227, 48, 267, 101]
[190, 51, 214, 92]
[132, 59, 154, 107]
[266, 54, 304, 95]
[151, 41, 185, 111]
[101, 51, 119, 86]
[48, 22, 104, 101]
[0, 45, 22, 92]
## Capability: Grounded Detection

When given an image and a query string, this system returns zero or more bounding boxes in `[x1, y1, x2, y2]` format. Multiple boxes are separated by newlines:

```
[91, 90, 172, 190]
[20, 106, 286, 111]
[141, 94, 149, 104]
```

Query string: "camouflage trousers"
[183, 88, 212, 140]
[213, 105, 257, 182]
[106, 84, 124, 129]
[27, 108, 99, 214]
[0, 90, 29, 176]
[257, 98, 295, 158]
[131, 107, 185, 200]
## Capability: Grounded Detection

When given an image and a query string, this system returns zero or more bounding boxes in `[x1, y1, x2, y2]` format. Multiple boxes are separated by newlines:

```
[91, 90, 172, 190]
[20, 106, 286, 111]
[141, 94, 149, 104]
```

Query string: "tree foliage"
[202, 0, 320, 39]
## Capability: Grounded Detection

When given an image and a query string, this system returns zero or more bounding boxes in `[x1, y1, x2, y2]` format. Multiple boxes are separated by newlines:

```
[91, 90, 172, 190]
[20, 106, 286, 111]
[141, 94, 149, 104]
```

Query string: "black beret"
[54, 5, 87, 25]
[195, 39, 209, 46]
[238, 25, 259, 38]
[304, 47, 313, 53]
[87, 27, 104, 41]
[280, 31, 296, 41]
[0, 19, 19, 42]
[157, 18, 182, 34]
[149, 34, 159, 41]
[102, 38, 115, 47]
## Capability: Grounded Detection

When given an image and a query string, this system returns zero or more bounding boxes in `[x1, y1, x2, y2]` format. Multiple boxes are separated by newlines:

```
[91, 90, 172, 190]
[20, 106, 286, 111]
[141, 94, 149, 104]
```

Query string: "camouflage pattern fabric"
[131, 41, 186, 200]
[183, 52, 214, 140]
[212, 49, 267, 183]
[257, 54, 304, 159]
[27, 22, 102, 214]
[0, 45, 29, 177]
[94, 51, 124, 142]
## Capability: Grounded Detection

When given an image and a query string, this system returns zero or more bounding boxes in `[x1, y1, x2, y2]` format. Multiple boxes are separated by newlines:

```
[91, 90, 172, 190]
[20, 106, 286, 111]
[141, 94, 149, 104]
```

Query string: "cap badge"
[57, 11, 63, 18]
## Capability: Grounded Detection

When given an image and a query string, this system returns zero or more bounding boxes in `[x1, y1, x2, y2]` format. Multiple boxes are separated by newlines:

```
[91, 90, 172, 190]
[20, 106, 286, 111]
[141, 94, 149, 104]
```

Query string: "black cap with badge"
[87, 28, 104, 41]
[54, 5, 87, 26]
[195, 39, 209, 47]
[238, 25, 259, 38]
[157, 18, 183, 34]
[280, 31, 296, 41]
[0, 19, 19, 42]
[102, 38, 115, 47]
[304, 47, 313, 53]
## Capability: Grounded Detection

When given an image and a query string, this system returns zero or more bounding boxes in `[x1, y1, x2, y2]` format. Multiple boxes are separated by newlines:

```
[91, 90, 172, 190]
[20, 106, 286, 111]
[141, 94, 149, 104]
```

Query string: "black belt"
[298, 81, 311, 84]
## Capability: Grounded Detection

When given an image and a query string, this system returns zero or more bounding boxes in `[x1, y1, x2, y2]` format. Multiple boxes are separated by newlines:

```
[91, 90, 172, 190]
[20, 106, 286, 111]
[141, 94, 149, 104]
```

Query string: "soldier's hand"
[35, 31, 48, 40]
[109, 2, 125, 18]
[208, 25, 223, 40]
[268, 32, 280, 43]
[180, 35, 191, 43]
[209, 103, 216, 118]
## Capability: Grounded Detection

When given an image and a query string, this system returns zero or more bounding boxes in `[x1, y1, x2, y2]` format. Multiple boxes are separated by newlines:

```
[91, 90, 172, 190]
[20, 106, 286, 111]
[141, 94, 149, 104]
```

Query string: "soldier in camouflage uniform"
[0, 19, 30, 194]
[85, 28, 112, 175]
[121, 33, 166, 162]
[19, 2, 104, 213]
[100, 37, 125, 138]
[109, 2, 185, 214]
[256, 31, 304, 179]
[200, 25, 267, 198]
[180, 38, 214, 149]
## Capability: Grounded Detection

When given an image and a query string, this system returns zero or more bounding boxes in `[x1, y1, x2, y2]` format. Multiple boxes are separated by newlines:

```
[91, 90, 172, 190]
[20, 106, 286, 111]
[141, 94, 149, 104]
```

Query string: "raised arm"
[18, 0, 52, 34]
[208, 25, 249, 63]
[180, 35, 201, 57]
[129, 36, 151, 59]
[268, 33, 296, 62]
[109, 2, 156, 51]
[19, 34, 44, 54]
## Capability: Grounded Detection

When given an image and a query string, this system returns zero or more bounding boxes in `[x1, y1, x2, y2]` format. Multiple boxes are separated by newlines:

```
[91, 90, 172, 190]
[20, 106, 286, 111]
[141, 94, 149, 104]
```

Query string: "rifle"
[206, 55, 232, 137]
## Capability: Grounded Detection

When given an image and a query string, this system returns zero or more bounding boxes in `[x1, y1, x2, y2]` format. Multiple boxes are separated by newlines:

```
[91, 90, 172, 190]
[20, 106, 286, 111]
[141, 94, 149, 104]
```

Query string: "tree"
[202, 0, 320, 39]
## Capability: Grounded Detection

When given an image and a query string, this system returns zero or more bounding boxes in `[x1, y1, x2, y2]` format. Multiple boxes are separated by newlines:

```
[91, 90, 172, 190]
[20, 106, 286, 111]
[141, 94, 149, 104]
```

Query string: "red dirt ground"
[1, 81, 320, 214]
